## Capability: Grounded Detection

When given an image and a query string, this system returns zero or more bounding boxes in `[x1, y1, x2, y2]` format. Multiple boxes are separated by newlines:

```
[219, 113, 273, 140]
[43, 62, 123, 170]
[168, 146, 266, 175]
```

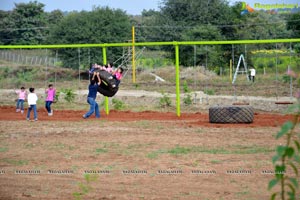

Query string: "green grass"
[1, 158, 28, 166]
[168, 146, 191, 155]
[146, 145, 273, 159]
[0, 147, 8, 152]
[95, 148, 108, 154]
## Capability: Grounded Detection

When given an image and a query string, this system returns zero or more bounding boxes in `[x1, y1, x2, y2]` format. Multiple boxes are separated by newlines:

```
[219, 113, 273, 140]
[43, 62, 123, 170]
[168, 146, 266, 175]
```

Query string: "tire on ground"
[209, 106, 254, 123]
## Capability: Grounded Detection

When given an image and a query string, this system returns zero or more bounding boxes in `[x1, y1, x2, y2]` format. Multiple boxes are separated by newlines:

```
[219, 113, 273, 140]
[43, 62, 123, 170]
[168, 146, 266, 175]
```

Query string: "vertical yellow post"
[132, 26, 136, 83]
[175, 43, 180, 117]
[102, 46, 109, 115]
[230, 59, 232, 82]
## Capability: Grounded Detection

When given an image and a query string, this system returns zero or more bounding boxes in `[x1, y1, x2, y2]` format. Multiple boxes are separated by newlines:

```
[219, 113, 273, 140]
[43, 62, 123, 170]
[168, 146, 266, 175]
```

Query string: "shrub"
[159, 92, 172, 107]
[269, 69, 300, 200]
[112, 98, 125, 110]
[183, 93, 193, 105]
[61, 89, 76, 103]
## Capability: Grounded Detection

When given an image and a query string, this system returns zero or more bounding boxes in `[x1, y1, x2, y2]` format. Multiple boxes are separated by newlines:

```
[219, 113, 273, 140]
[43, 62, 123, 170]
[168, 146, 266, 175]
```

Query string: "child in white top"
[26, 87, 38, 121]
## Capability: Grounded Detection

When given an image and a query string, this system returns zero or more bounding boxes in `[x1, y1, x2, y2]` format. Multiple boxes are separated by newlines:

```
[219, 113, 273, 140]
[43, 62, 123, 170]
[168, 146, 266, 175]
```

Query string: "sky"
[0, 0, 299, 15]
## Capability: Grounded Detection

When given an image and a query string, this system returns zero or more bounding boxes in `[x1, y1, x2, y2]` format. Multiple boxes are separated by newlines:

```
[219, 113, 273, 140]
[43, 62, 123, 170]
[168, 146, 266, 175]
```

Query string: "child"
[104, 63, 113, 73]
[83, 72, 101, 119]
[27, 87, 38, 121]
[15, 87, 27, 114]
[112, 67, 124, 87]
[89, 63, 103, 74]
[45, 84, 56, 116]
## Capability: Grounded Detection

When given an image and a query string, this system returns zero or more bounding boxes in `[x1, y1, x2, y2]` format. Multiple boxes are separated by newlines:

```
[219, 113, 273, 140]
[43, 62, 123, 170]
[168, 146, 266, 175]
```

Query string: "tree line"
[0, 0, 299, 69]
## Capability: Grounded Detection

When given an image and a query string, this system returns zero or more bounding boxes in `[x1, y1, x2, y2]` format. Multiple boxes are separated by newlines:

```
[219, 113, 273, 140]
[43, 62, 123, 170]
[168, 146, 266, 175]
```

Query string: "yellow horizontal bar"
[0, 39, 299, 49]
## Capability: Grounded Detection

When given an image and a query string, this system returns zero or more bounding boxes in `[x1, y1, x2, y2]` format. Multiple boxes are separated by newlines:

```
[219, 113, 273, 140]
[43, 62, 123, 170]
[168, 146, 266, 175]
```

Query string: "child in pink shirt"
[45, 84, 56, 116]
[15, 87, 27, 113]
[112, 67, 124, 87]
[104, 63, 113, 73]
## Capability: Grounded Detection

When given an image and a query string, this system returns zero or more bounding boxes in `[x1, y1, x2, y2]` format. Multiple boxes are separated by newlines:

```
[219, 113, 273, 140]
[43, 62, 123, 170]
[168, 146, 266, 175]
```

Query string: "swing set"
[1, 38, 299, 117]
[231, 43, 295, 106]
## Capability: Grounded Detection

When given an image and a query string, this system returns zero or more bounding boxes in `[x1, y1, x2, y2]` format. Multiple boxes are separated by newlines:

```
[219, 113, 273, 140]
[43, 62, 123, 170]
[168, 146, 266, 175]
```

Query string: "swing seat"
[91, 70, 119, 97]
[275, 101, 294, 105]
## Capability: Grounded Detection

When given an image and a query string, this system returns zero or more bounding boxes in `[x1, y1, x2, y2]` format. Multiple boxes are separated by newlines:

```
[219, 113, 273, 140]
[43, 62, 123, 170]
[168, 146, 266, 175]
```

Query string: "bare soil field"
[0, 106, 294, 200]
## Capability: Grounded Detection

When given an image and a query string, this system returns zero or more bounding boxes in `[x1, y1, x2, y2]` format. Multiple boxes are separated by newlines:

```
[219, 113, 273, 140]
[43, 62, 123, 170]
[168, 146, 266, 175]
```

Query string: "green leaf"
[268, 179, 278, 190]
[272, 154, 280, 164]
[276, 121, 293, 139]
[295, 140, 300, 151]
[294, 154, 300, 163]
[289, 162, 298, 176]
[289, 178, 299, 188]
[275, 165, 285, 179]
[270, 193, 277, 200]
[286, 147, 295, 158]
[276, 146, 287, 156]
[287, 191, 295, 200]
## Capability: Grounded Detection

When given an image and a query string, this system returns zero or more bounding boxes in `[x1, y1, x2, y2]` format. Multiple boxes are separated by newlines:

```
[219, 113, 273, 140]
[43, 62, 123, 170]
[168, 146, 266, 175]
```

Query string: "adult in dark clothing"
[83, 72, 101, 119]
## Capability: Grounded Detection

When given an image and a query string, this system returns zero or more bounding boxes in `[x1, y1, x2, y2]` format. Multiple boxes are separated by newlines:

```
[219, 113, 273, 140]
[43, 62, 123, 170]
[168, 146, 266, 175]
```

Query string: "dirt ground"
[0, 106, 295, 200]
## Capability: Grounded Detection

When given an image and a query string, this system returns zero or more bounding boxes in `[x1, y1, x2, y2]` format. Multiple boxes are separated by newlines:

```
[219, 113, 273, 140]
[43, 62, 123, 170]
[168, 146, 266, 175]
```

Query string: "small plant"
[54, 90, 61, 103]
[183, 93, 193, 105]
[282, 74, 296, 84]
[73, 174, 98, 200]
[183, 81, 191, 93]
[61, 88, 76, 103]
[112, 98, 125, 110]
[269, 69, 300, 200]
[182, 81, 193, 105]
[159, 92, 172, 107]
[204, 88, 215, 95]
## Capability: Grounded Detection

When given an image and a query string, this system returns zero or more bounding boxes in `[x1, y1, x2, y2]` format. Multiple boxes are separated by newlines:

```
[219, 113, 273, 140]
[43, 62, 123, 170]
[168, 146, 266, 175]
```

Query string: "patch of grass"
[95, 148, 108, 154]
[195, 128, 204, 134]
[24, 143, 34, 149]
[135, 120, 152, 128]
[112, 98, 126, 110]
[146, 145, 273, 159]
[159, 92, 172, 107]
[146, 149, 167, 159]
[168, 146, 191, 155]
[210, 159, 223, 164]
[0, 147, 8, 152]
[1, 158, 28, 166]
[48, 142, 66, 150]
[204, 88, 215, 95]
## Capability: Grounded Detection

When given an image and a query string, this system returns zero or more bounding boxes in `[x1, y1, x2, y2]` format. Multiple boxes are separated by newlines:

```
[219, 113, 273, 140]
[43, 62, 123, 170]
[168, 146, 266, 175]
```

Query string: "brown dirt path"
[0, 106, 292, 128]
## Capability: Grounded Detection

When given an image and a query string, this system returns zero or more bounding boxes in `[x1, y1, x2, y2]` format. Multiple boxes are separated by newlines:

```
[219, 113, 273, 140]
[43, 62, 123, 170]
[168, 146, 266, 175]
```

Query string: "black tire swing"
[91, 70, 119, 97]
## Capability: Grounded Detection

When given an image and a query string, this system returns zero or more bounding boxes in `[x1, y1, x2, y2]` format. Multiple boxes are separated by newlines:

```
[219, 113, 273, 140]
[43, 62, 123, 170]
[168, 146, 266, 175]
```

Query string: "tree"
[136, 0, 233, 67]
[287, 12, 300, 38]
[48, 7, 131, 68]
[180, 25, 224, 68]
[0, 11, 11, 44]
[4, 1, 48, 45]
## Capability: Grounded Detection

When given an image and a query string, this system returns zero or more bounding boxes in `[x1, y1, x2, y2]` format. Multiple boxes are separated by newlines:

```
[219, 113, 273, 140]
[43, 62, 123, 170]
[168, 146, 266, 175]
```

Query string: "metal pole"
[78, 48, 81, 87]
[45, 49, 48, 88]
[55, 50, 58, 86]
[102, 46, 109, 115]
[289, 42, 293, 99]
[175, 43, 180, 117]
[132, 26, 136, 83]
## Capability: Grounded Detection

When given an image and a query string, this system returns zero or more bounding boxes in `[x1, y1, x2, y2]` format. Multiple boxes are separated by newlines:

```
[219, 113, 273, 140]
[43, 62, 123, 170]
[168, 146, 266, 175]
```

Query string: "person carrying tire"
[83, 72, 101, 119]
